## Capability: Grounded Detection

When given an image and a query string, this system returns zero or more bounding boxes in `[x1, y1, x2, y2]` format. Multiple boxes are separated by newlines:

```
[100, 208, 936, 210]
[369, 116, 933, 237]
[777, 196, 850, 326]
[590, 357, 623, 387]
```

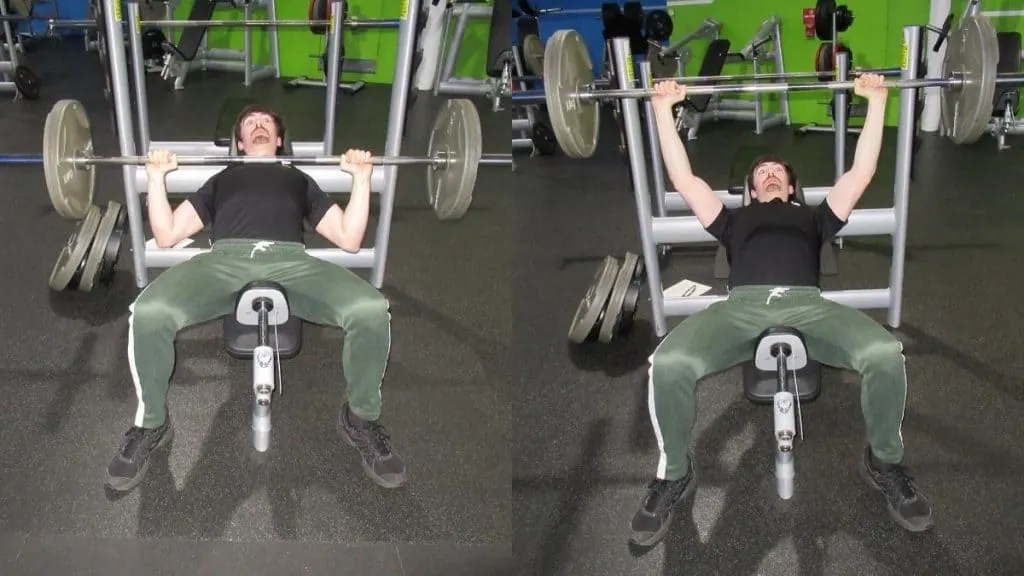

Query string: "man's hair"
[745, 154, 798, 192]
[233, 104, 286, 154]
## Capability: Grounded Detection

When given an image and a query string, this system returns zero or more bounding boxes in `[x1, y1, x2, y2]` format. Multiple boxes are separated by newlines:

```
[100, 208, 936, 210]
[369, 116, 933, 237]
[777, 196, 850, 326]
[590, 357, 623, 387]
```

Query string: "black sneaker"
[860, 445, 934, 532]
[337, 403, 407, 489]
[629, 462, 696, 547]
[105, 423, 173, 492]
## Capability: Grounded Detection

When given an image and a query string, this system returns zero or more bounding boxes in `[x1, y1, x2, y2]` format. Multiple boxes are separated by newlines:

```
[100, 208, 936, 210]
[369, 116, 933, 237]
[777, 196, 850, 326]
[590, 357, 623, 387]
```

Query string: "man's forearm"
[146, 175, 174, 242]
[653, 104, 695, 182]
[850, 96, 887, 174]
[339, 175, 371, 249]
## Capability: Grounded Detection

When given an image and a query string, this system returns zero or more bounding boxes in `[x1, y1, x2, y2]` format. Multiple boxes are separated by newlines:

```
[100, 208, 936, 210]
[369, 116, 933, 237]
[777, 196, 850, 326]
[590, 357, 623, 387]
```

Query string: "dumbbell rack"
[679, 16, 792, 141]
[162, 0, 281, 91]
[611, 29, 920, 337]
[0, 0, 24, 97]
[99, 0, 421, 289]
[431, 1, 500, 98]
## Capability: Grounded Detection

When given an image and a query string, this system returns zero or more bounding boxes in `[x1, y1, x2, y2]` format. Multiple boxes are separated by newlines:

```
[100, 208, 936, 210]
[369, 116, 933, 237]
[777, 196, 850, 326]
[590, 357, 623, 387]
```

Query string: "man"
[629, 75, 933, 547]
[106, 104, 407, 492]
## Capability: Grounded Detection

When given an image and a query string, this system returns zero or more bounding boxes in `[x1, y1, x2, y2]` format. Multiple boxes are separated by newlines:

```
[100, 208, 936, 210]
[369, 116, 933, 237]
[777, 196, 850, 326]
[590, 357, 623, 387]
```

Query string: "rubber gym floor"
[0, 45, 511, 574]
[513, 108, 1024, 574]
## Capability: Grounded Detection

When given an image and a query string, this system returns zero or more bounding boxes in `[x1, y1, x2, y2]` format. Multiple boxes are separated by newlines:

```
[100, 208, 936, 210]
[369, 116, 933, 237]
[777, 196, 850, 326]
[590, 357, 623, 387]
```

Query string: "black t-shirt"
[188, 164, 336, 244]
[706, 198, 847, 288]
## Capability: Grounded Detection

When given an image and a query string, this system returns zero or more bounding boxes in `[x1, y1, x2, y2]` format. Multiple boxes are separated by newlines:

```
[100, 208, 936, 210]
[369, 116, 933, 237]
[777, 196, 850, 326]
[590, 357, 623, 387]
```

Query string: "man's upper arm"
[704, 204, 732, 245]
[815, 201, 847, 242]
[187, 175, 217, 227]
[303, 172, 335, 228]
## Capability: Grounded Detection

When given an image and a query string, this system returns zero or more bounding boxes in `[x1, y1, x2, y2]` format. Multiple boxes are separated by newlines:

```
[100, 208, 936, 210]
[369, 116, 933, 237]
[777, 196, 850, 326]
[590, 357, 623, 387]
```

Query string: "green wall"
[169, 0, 493, 85]
[665, 0, 932, 126]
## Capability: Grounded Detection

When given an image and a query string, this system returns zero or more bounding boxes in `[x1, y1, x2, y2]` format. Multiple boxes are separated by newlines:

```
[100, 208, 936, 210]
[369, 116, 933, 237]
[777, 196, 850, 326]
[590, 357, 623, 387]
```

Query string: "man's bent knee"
[339, 292, 391, 330]
[651, 346, 709, 386]
[854, 337, 905, 375]
[130, 298, 184, 335]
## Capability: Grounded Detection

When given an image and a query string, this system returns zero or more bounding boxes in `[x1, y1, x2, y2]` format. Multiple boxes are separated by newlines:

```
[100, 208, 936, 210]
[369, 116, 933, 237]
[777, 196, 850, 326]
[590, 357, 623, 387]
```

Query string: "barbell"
[541, 13, 1008, 159]
[41, 18, 398, 30]
[39, 98, 511, 222]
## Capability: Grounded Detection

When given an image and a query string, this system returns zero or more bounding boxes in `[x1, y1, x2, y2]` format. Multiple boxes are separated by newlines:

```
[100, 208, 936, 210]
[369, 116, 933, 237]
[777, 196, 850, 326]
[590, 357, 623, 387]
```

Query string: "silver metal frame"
[131, 1, 346, 159]
[160, 0, 282, 91]
[432, 1, 496, 98]
[678, 16, 791, 141]
[610, 26, 920, 337]
[0, 0, 23, 96]
[102, 0, 421, 289]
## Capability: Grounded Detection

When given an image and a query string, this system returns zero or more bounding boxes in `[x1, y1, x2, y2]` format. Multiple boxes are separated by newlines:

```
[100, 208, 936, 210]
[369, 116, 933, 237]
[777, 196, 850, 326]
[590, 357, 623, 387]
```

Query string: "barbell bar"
[2, 153, 512, 167]
[36, 17, 397, 30]
[543, 13, 1009, 159]
[42, 98, 508, 222]
[575, 74, 1021, 101]
[509, 68, 903, 103]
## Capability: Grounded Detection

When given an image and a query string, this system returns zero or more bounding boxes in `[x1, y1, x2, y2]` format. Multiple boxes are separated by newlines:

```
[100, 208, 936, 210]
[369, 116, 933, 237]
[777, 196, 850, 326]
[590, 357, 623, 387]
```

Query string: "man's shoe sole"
[337, 417, 407, 489]
[104, 426, 174, 493]
[859, 459, 935, 533]
[628, 470, 698, 548]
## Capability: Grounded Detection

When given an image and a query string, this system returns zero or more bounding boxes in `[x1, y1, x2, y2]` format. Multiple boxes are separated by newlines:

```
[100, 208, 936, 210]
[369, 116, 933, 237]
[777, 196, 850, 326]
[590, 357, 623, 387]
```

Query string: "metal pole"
[72, 155, 449, 166]
[887, 26, 920, 329]
[134, 18, 401, 28]
[244, 2, 253, 86]
[579, 76, 963, 101]
[321, 1, 345, 155]
[638, 60, 668, 218]
[102, 0, 148, 288]
[612, 37, 668, 337]
[834, 50, 849, 180]
[125, 2, 150, 153]
[370, 0, 419, 288]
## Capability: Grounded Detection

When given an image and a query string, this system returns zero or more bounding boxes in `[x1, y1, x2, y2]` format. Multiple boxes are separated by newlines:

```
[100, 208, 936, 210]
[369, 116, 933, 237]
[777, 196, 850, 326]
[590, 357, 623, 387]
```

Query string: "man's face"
[751, 161, 792, 203]
[237, 112, 281, 156]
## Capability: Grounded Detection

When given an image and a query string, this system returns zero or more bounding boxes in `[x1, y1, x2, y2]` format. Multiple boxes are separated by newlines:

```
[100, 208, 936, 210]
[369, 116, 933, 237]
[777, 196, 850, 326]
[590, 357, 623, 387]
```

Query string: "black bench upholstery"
[224, 281, 302, 359]
[214, 96, 256, 148]
[487, 0, 513, 78]
[993, 31, 1021, 116]
[742, 327, 822, 404]
[685, 39, 730, 113]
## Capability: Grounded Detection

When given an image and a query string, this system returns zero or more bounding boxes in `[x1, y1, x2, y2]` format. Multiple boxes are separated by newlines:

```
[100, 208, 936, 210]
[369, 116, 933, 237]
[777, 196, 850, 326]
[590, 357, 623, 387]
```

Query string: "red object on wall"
[803, 8, 817, 38]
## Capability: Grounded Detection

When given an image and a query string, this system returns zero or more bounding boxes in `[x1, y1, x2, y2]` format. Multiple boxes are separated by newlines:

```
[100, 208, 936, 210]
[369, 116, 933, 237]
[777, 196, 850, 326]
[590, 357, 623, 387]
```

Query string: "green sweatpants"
[128, 239, 391, 429]
[648, 285, 907, 481]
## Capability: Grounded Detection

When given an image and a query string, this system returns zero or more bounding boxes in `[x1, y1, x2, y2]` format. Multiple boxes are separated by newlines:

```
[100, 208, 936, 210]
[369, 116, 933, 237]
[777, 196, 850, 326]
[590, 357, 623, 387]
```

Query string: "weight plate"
[544, 29, 600, 160]
[522, 34, 544, 76]
[648, 44, 676, 80]
[599, 252, 639, 343]
[98, 203, 128, 286]
[568, 256, 620, 344]
[645, 10, 674, 43]
[619, 257, 645, 335]
[531, 121, 557, 155]
[79, 201, 122, 292]
[309, 0, 329, 34]
[14, 66, 40, 100]
[44, 100, 96, 220]
[426, 98, 481, 221]
[941, 13, 999, 145]
[815, 0, 837, 41]
[49, 204, 102, 291]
